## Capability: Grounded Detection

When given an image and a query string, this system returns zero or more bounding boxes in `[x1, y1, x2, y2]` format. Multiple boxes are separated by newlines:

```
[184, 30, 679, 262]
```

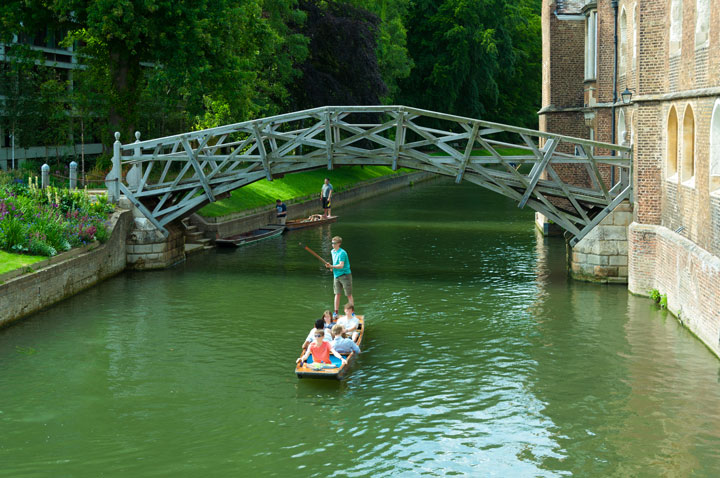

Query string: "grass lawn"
[0, 251, 47, 276]
[199, 166, 409, 218]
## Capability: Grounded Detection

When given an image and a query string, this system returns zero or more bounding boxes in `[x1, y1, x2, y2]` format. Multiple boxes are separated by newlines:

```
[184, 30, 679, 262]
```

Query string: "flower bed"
[0, 175, 114, 257]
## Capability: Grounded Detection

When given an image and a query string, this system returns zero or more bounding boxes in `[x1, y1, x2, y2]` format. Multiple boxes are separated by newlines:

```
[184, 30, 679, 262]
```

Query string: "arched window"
[633, 4, 638, 69]
[697, 0, 710, 48]
[670, 0, 683, 56]
[667, 106, 679, 180]
[682, 105, 695, 184]
[619, 8, 628, 75]
[585, 10, 597, 80]
[710, 99, 720, 194]
[618, 110, 627, 145]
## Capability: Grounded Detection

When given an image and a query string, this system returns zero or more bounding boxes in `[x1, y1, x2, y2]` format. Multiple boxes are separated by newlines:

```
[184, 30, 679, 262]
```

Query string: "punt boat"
[295, 315, 364, 380]
[215, 225, 285, 247]
[284, 215, 338, 231]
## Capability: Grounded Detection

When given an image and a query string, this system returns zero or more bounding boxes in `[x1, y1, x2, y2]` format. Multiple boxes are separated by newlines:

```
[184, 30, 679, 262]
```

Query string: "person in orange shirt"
[297, 329, 346, 366]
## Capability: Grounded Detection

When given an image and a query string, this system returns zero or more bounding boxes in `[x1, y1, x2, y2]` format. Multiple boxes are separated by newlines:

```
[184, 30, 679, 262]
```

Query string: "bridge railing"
[108, 105, 632, 246]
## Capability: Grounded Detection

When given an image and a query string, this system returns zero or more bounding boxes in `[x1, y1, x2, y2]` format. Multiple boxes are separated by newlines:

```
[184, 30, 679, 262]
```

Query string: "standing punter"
[320, 178, 333, 217]
[326, 236, 353, 318]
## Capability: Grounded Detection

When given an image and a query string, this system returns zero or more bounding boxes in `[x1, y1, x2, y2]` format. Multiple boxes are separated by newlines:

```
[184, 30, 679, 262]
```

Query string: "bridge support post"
[120, 197, 186, 270]
[108, 132, 121, 203]
[567, 200, 632, 284]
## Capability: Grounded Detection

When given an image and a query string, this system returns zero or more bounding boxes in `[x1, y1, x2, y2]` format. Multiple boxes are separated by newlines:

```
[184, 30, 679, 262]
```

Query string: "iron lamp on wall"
[621, 88, 634, 104]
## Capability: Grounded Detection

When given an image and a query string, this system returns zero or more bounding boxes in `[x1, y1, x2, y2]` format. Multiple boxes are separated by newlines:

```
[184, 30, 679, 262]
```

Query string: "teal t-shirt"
[331, 248, 351, 277]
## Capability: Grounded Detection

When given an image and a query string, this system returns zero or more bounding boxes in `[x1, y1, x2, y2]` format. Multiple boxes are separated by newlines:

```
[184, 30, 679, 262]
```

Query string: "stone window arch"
[682, 104, 696, 185]
[667, 106, 679, 180]
[696, 0, 710, 48]
[710, 99, 720, 195]
[619, 7, 628, 76]
[618, 109, 628, 145]
[633, 4, 638, 70]
[669, 0, 683, 56]
[585, 9, 598, 80]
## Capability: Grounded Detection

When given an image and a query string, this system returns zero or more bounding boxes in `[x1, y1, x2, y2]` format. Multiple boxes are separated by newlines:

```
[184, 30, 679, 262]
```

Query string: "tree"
[347, 0, 413, 102]
[398, 0, 541, 127]
[0, 46, 44, 163]
[290, 0, 387, 109]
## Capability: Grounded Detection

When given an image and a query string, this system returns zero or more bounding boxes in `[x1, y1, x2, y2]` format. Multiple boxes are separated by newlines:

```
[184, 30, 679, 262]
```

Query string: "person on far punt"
[320, 177, 333, 217]
[276, 199, 287, 225]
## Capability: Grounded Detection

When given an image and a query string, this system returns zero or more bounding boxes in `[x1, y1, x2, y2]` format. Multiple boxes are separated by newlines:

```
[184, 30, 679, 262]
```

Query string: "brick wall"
[638, 0, 666, 95]
[629, 223, 720, 358]
[545, 0, 720, 355]
[545, 9, 585, 109]
[635, 103, 662, 225]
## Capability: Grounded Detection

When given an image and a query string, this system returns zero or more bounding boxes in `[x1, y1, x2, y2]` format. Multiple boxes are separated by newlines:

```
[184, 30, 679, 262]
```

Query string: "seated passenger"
[331, 324, 360, 355]
[302, 318, 332, 353]
[297, 329, 347, 366]
[336, 303, 359, 342]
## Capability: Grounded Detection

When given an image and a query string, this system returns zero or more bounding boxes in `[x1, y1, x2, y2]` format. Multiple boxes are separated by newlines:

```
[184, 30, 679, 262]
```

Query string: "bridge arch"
[107, 106, 632, 246]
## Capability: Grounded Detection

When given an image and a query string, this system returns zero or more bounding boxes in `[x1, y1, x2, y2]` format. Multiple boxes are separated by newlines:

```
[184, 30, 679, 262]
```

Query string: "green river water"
[2, 178, 720, 477]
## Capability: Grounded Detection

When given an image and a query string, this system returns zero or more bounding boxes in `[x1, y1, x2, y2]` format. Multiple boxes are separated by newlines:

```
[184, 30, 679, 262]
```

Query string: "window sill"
[681, 177, 696, 189]
[666, 173, 679, 183]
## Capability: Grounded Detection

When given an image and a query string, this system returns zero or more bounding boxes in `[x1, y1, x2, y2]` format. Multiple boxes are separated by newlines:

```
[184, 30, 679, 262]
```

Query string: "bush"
[0, 172, 114, 257]
[0, 215, 28, 251]
[28, 237, 56, 257]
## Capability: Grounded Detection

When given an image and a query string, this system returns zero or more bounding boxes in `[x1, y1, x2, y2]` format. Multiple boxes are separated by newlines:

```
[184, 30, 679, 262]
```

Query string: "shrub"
[94, 223, 110, 243]
[0, 175, 114, 257]
[28, 237, 57, 257]
[649, 289, 661, 303]
[0, 215, 28, 251]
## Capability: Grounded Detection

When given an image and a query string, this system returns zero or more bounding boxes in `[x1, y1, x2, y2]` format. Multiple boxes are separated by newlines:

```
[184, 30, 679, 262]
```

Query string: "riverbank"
[0, 171, 432, 326]
[0, 209, 133, 328]
[191, 171, 433, 240]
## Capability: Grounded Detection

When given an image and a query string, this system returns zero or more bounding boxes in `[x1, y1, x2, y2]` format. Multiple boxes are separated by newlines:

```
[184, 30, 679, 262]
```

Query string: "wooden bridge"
[107, 105, 632, 246]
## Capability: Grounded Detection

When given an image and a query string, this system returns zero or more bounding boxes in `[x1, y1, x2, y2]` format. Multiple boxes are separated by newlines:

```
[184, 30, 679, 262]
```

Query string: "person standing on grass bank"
[320, 177, 333, 217]
[276, 199, 287, 225]
[326, 236, 353, 318]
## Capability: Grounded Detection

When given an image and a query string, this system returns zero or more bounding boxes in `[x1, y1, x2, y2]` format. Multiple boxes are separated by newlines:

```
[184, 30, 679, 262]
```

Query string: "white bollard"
[69, 161, 78, 189]
[41, 164, 50, 189]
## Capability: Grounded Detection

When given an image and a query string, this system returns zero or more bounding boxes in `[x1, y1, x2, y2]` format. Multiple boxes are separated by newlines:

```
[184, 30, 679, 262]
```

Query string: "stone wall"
[118, 198, 187, 270]
[0, 209, 133, 327]
[125, 220, 185, 270]
[629, 223, 720, 358]
[569, 200, 632, 283]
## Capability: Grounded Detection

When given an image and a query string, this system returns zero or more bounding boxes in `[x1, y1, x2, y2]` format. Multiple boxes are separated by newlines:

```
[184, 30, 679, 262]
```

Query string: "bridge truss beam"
[108, 106, 632, 246]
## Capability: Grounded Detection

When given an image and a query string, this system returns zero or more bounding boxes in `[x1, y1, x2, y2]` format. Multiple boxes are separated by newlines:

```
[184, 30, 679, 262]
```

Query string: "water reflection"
[1, 179, 719, 477]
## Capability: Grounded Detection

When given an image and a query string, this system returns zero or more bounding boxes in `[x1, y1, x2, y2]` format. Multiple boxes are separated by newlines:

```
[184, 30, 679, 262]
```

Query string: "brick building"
[541, 0, 720, 356]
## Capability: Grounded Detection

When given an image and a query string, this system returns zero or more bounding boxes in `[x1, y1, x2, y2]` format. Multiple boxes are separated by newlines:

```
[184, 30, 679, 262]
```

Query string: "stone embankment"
[0, 209, 134, 328]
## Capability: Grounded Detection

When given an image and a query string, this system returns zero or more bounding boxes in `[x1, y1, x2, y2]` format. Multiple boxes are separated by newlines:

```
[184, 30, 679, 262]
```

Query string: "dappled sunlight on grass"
[0, 251, 46, 275]
[199, 166, 410, 218]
